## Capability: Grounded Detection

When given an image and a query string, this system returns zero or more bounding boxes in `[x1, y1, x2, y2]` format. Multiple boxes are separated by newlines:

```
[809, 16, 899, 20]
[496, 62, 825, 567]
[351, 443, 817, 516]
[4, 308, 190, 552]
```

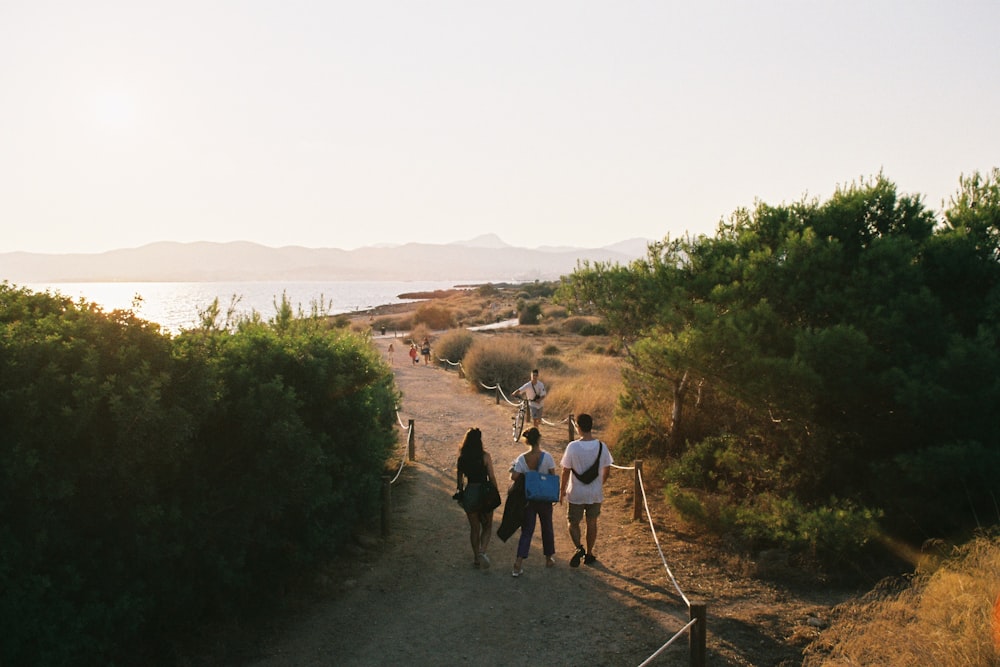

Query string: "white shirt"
[517, 379, 546, 405]
[511, 450, 556, 475]
[560, 438, 614, 504]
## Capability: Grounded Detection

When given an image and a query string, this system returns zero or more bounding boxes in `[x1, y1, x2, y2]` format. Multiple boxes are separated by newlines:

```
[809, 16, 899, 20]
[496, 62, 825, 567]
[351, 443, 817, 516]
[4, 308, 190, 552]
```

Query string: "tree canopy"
[559, 170, 1000, 566]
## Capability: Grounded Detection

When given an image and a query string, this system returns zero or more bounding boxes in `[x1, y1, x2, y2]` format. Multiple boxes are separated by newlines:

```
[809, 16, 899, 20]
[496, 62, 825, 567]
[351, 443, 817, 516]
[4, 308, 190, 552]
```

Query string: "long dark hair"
[457, 427, 484, 472]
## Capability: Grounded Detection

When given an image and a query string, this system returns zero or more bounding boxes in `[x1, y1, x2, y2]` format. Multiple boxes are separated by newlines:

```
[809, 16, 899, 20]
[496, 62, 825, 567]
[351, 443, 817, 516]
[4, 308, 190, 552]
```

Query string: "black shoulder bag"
[572, 442, 604, 484]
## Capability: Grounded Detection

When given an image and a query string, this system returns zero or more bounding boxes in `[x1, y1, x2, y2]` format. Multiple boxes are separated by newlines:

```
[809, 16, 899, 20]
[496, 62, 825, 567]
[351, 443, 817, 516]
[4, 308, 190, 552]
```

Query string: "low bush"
[518, 301, 543, 325]
[461, 337, 534, 396]
[537, 356, 566, 373]
[543, 304, 568, 319]
[434, 329, 475, 364]
[412, 303, 456, 330]
[561, 316, 596, 334]
[579, 322, 609, 336]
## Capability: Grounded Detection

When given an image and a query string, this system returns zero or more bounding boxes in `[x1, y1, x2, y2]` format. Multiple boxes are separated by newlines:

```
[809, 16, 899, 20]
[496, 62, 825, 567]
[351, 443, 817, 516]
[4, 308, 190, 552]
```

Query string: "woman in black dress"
[456, 427, 501, 568]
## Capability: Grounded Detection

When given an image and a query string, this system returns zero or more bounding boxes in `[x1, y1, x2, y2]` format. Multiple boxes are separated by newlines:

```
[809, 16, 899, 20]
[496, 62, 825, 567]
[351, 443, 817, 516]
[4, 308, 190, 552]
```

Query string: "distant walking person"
[512, 369, 546, 427]
[409, 343, 419, 365]
[387, 342, 395, 365]
[421, 337, 431, 365]
[509, 427, 557, 577]
[560, 413, 614, 567]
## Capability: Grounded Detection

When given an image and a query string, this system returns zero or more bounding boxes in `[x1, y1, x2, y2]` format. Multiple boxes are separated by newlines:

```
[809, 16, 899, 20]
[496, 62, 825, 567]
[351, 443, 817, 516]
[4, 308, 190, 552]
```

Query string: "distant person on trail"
[387, 342, 395, 364]
[560, 413, 614, 568]
[409, 343, 419, 365]
[508, 427, 557, 577]
[454, 427, 502, 569]
[512, 369, 546, 427]
[421, 337, 431, 365]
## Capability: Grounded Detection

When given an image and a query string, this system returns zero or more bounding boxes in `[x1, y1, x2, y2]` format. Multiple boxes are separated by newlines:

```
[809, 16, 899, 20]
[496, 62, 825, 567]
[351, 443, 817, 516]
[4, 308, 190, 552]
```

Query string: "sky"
[1, 1, 998, 255]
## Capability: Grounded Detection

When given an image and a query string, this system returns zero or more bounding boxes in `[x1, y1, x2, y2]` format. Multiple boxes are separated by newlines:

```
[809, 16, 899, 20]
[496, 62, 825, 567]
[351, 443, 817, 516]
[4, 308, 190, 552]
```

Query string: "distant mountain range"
[0, 234, 655, 283]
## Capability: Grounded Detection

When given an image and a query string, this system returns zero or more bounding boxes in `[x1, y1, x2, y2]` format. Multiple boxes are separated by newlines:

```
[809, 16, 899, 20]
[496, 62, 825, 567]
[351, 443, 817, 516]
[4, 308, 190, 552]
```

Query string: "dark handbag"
[462, 481, 501, 513]
[524, 453, 559, 502]
[484, 481, 502, 511]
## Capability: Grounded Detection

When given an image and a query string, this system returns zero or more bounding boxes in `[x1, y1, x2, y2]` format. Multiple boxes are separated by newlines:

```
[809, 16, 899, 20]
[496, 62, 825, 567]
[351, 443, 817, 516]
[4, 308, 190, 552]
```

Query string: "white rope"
[438, 357, 464, 372]
[636, 617, 698, 667]
[636, 467, 690, 608]
[394, 408, 408, 430]
[539, 416, 568, 426]
[387, 420, 413, 485]
[388, 454, 406, 485]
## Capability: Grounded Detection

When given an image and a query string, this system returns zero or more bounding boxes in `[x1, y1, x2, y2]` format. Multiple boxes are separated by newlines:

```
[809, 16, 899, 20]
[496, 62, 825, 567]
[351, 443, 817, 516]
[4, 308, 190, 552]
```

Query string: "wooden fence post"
[633, 459, 643, 521]
[568, 414, 575, 442]
[407, 419, 415, 461]
[380, 476, 392, 537]
[495, 386, 500, 405]
[689, 602, 706, 667]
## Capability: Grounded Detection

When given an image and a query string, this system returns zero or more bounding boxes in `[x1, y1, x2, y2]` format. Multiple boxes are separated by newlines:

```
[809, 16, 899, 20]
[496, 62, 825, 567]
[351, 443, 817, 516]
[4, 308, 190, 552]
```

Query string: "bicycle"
[511, 397, 528, 443]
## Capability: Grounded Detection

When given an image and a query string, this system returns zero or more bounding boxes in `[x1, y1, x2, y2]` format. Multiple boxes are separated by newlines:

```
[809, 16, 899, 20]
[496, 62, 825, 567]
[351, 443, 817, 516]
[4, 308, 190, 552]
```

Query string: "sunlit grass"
[803, 534, 1000, 666]
[534, 337, 623, 439]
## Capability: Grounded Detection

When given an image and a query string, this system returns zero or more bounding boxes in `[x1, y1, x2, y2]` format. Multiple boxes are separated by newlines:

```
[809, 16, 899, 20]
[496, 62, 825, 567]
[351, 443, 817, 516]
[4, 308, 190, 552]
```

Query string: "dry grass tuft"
[538, 341, 622, 437]
[803, 534, 1000, 666]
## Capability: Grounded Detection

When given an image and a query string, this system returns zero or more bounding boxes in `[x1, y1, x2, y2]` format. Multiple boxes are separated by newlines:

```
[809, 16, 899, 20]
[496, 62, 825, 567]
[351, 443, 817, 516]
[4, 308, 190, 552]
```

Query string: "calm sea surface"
[24, 280, 471, 333]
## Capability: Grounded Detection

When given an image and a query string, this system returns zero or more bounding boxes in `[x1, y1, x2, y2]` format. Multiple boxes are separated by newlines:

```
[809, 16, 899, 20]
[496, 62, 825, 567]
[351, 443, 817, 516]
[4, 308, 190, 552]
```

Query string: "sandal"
[546, 555, 556, 567]
[478, 552, 491, 569]
[511, 566, 524, 577]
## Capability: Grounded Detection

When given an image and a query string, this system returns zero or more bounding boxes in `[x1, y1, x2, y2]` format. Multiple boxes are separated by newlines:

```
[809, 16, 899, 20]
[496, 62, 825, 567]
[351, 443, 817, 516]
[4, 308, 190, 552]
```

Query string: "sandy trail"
[246, 351, 693, 667]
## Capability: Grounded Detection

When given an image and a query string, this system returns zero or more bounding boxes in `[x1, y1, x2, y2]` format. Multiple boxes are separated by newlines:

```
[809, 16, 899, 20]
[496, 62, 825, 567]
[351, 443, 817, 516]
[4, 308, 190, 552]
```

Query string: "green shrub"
[518, 301, 543, 325]
[0, 284, 400, 665]
[462, 337, 534, 396]
[873, 441, 1000, 540]
[541, 343, 561, 355]
[733, 494, 882, 568]
[579, 322, 609, 336]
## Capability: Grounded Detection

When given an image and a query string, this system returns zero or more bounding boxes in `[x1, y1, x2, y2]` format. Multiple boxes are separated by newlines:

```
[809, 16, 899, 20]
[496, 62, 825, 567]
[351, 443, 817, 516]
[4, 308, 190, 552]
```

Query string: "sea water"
[22, 280, 472, 334]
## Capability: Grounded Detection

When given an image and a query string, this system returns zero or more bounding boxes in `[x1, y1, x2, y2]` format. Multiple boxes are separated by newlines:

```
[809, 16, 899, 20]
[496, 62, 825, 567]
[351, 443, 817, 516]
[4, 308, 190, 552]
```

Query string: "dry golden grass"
[803, 534, 1000, 666]
[542, 345, 623, 437]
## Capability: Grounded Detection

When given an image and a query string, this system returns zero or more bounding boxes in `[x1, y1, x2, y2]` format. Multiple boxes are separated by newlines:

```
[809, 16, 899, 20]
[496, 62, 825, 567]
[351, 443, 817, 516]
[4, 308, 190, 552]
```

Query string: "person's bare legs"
[479, 512, 493, 554]
[568, 518, 582, 550]
[466, 512, 482, 565]
[585, 514, 599, 555]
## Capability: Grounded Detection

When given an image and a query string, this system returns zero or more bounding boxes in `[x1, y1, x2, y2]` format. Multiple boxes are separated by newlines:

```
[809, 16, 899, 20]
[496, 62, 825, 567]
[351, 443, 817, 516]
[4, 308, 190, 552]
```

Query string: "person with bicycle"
[513, 369, 546, 428]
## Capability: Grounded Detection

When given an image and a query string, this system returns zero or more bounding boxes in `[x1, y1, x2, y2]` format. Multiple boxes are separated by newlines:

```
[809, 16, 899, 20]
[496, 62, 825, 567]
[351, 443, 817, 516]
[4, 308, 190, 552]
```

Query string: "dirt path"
[243, 352, 855, 666]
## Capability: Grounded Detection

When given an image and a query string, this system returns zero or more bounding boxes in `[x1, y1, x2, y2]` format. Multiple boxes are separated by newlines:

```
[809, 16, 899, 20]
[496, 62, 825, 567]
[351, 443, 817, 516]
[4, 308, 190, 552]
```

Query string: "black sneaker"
[584, 553, 597, 565]
[570, 545, 586, 568]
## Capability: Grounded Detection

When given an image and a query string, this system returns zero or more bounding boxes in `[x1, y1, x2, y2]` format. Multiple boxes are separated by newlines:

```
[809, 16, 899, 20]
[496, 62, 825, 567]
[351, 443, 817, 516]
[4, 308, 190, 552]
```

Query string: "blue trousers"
[517, 500, 555, 559]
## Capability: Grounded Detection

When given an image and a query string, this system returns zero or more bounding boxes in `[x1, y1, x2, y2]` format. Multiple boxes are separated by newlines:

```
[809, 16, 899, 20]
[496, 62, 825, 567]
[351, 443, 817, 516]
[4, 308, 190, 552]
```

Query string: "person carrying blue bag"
[508, 427, 557, 577]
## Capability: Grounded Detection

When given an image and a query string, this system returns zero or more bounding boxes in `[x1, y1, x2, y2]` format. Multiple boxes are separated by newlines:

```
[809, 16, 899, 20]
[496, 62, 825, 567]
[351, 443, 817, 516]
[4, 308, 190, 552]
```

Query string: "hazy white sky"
[2, 1, 997, 254]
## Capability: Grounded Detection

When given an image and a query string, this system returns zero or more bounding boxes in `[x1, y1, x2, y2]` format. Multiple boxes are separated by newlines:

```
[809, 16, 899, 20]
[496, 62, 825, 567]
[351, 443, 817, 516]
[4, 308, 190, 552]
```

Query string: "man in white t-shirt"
[559, 413, 614, 567]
